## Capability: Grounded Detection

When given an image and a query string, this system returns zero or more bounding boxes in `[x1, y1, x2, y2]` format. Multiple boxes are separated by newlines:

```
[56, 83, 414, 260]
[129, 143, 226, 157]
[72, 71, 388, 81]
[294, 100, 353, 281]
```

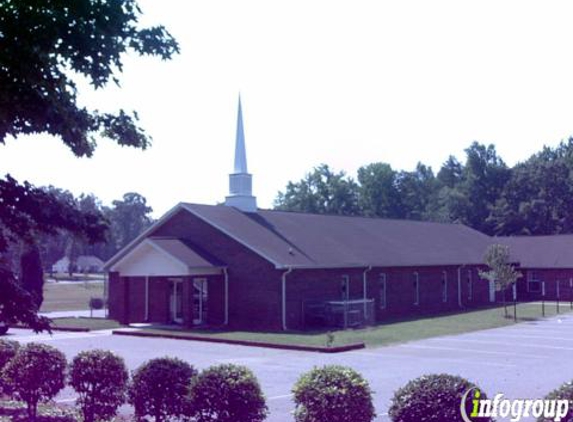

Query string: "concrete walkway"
[40, 309, 106, 318]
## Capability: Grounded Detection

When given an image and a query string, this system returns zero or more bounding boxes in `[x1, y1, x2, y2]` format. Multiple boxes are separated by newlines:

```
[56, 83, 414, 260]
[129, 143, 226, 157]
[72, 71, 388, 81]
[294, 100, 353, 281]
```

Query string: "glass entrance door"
[193, 278, 208, 325]
[169, 279, 183, 323]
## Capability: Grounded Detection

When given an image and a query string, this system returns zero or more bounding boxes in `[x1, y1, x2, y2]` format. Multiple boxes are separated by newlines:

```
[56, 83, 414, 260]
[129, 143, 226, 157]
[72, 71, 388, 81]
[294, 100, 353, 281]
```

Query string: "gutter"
[282, 267, 293, 331]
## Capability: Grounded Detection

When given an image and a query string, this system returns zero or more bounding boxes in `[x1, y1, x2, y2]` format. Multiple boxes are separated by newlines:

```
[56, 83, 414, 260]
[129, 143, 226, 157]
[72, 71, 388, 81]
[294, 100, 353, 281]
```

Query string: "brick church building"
[105, 99, 573, 331]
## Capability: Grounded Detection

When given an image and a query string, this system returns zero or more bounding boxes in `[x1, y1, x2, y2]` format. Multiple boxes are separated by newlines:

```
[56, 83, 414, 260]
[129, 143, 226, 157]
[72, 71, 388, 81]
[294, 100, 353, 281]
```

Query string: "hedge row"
[2, 339, 573, 422]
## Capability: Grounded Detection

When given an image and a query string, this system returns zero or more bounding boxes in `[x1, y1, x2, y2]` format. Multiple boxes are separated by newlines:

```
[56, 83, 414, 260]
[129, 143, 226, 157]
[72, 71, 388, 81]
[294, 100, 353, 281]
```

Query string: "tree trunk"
[20, 241, 44, 308]
[513, 299, 517, 322]
[28, 399, 37, 422]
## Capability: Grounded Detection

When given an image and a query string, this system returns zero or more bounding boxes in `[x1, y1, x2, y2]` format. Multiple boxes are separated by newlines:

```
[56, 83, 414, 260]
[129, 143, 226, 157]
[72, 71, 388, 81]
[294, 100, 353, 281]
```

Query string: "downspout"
[363, 266, 372, 318]
[223, 268, 229, 325]
[282, 267, 293, 331]
[144, 275, 149, 321]
[457, 266, 464, 308]
[104, 272, 109, 318]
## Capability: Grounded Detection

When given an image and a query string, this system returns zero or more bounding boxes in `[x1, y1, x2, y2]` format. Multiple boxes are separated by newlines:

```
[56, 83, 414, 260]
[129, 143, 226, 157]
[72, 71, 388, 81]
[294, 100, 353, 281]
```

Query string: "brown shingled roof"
[182, 204, 492, 268]
[150, 238, 222, 268]
[497, 235, 573, 268]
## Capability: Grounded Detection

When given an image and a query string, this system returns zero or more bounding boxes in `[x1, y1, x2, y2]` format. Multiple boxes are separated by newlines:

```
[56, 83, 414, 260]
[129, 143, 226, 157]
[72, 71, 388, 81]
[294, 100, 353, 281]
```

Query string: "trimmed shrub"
[0, 338, 19, 394]
[189, 363, 268, 422]
[128, 356, 196, 422]
[69, 349, 129, 422]
[388, 373, 492, 422]
[538, 381, 573, 422]
[88, 297, 104, 310]
[292, 365, 375, 422]
[2, 342, 67, 421]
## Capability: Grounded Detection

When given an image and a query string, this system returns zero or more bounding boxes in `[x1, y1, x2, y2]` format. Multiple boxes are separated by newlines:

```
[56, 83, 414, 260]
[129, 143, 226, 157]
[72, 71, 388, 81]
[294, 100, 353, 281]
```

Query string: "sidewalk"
[40, 309, 107, 318]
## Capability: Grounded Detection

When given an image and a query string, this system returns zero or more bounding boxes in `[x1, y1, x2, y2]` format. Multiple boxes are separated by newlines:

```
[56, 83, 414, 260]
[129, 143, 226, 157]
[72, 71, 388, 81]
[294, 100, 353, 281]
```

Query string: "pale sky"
[2, 1, 573, 217]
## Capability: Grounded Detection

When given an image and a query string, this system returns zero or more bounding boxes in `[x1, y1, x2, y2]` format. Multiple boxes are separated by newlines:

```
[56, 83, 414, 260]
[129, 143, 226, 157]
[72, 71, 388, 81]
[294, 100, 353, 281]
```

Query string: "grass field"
[138, 301, 573, 348]
[41, 281, 104, 312]
[51, 317, 122, 330]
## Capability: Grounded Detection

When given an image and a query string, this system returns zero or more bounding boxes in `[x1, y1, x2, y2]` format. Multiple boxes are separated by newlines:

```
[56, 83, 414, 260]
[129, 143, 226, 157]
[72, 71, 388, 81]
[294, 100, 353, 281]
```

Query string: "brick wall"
[284, 265, 493, 330]
[518, 268, 573, 302]
[152, 210, 283, 330]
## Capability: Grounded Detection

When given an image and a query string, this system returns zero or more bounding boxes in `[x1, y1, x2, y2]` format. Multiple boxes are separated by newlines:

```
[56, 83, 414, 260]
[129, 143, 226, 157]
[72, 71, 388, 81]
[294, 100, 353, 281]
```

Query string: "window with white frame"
[467, 270, 473, 300]
[442, 271, 448, 303]
[379, 273, 387, 309]
[527, 271, 542, 293]
[341, 275, 350, 301]
[413, 272, 420, 305]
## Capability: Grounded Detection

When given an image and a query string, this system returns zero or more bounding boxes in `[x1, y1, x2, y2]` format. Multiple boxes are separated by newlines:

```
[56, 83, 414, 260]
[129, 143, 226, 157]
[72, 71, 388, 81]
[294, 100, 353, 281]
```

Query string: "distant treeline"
[274, 139, 573, 236]
[7, 191, 154, 273]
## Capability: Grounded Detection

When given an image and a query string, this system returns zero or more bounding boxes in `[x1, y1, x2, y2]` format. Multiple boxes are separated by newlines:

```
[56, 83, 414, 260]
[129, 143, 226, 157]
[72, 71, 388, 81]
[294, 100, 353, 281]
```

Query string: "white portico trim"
[109, 238, 222, 277]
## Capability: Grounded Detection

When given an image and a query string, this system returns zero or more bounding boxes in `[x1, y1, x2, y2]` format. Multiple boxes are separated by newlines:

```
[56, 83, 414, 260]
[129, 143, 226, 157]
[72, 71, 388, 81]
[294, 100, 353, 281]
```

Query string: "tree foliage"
[274, 164, 360, 216]
[479, 244, 522, 291]
[276, 139, 573, 238]
[69, 349, 129, 422]
[128, 357, 197, 422]
[2, 342, 67, 421]
[0, 0, 179, 155]
[0, 0, 177, 330]
[292, 365, 376, 422]
[108, 192, 153, 251]
[388, 373, 492, 422]
[189, 364, 268, 422]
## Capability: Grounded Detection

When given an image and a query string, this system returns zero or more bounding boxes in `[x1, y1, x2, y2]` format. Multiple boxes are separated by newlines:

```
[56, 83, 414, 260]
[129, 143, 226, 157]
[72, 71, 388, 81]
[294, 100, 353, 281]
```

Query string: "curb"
[111, 329, 365, 353]
[11, 324, 90, 333]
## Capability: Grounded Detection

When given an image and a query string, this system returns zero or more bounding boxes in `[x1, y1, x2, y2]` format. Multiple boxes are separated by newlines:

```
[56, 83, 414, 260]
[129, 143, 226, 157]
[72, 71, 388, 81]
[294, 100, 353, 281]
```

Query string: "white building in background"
[52, 255, 105, 273]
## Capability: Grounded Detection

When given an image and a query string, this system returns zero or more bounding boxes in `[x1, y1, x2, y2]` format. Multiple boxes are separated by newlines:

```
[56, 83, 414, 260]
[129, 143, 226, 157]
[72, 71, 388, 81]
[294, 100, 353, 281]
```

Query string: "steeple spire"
[225, 95, 257, 212]
[234, 96, 248, 173]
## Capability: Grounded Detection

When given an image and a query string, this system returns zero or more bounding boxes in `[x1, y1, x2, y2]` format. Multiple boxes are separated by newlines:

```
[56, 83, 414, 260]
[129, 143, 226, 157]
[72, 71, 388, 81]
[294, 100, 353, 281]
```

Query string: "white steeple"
[234, 96, 248, 173]
[225, 96, 257, 212]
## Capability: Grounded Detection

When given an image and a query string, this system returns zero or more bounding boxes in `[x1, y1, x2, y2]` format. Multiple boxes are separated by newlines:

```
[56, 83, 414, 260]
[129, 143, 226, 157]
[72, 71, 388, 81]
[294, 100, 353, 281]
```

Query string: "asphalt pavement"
[7, 313, 573, 422]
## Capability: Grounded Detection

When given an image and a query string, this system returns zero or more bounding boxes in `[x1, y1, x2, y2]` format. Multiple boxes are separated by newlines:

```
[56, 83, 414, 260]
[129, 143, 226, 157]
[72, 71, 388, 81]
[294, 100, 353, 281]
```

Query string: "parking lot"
[8, 313, 573, 422]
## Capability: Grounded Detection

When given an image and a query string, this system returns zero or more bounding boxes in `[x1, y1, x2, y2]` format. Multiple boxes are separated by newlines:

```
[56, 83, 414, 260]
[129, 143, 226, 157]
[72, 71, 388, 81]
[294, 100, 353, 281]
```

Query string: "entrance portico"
[107, 238, 225, 327]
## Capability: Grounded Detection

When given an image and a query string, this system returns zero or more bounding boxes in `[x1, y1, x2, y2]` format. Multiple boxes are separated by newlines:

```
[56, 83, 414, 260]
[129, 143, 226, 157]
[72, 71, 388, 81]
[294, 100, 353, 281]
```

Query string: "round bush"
[388, 373, 492, 422]
[292, 365, 375, 422]
[69, 349, 129, 422]
[0, 339, 19, 394]
[128, 356, 196, 422]
[88, 297, 104, 310]
[2, 342, 67, 420]
[189, 363, 268, 422]
[538, 381, 573, 422]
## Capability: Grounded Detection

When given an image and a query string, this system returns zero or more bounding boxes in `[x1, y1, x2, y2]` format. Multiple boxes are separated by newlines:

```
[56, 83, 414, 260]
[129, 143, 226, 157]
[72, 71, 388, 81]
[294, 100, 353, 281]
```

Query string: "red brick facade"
[110, 206, 573, 331]
[107, 210, 500, 330]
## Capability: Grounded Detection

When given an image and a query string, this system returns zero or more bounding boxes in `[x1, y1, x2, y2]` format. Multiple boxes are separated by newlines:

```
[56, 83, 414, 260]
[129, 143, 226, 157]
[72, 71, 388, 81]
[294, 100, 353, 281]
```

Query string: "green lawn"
[136, 302, 573, 348]
[41, 281, 104, 312]
[51, 317, 122, 330]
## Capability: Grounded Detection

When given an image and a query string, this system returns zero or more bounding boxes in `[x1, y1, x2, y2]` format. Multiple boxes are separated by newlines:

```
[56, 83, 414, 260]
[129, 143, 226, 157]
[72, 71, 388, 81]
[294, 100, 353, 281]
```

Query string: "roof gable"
[109, 238, 221, 276]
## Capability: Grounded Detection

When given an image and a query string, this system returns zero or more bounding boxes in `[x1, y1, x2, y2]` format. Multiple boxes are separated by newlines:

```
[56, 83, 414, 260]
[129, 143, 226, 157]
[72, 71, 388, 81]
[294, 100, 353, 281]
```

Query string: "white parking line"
[472, 332, 573, 342]
[431, 337, 573, 351]
[353, 351, 516, 368]
[56, 398, 76, 404]
[269, 393, 293, 401]
[399, 344, 547, 359]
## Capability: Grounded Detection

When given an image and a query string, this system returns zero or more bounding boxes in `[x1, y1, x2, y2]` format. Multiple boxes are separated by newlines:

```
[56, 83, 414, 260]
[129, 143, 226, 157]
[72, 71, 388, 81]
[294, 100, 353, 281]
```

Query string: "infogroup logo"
[460, 388, 569, 422]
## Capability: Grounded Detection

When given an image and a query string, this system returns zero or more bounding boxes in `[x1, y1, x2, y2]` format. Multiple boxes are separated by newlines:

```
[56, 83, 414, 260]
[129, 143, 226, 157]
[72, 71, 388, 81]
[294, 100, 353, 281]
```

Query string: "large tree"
[107, 192, 153, 251]
[0, 0, 179, 331]
[356, 162, 401, 218]
[274, 164, 360, 216]
[490, 140, 573, 236]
